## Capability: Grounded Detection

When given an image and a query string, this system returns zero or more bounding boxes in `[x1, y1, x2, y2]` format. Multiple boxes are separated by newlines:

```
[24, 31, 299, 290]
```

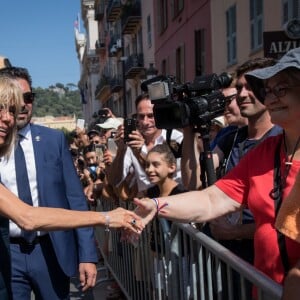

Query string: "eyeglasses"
[224, 94, 237, 104]
[260, 85, 300, 101]
[23, 92, 35, 104]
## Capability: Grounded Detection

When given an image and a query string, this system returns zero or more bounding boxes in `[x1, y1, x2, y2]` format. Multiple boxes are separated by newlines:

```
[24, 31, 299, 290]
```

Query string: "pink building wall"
[153, 0, 212, 82]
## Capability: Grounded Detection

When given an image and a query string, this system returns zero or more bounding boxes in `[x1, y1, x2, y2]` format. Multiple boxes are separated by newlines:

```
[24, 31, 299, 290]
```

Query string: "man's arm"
[181, 126, 221, 190]
[181, 126, 201, 190]
[105, 142, 128, 187]
[105, 124, 130, 188]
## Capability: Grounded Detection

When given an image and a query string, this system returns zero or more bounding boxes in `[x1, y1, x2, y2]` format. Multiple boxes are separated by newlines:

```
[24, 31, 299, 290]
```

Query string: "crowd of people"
[65, 47, 300, 299]
[0, 66, 143, 299]
[0, 47, 300, 299]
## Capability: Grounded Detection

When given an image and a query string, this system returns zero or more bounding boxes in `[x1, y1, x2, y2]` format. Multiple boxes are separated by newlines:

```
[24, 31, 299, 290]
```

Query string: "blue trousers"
[10, 235, 70, 300]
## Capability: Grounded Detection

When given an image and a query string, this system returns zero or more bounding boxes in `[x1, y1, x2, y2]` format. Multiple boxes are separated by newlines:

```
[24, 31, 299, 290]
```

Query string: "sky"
[0, 1, 82, 88]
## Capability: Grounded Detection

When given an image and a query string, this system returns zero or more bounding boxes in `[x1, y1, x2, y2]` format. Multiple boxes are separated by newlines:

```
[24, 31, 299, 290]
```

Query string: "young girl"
[145, 143, 187, 297]
[145, 143, 186, 198]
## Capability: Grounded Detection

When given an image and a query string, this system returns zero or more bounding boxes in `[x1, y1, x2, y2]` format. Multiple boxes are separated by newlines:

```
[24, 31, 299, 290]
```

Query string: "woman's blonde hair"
[0, 76, 22, 157]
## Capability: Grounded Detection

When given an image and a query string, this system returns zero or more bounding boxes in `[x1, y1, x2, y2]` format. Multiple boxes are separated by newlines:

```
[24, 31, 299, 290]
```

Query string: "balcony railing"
[95, 75, 111, 99]
[110, 75, 123, 93]
[124, 53, 144, 79]
[107, 0, 122, 22]
[121, 0, 141, 34]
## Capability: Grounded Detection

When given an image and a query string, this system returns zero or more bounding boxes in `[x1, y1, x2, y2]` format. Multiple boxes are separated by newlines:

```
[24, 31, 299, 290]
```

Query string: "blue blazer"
[30, 124, 98, 276]
[0, 216, 11, 299]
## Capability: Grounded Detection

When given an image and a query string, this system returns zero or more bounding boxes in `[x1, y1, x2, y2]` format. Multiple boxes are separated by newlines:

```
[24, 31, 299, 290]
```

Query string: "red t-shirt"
[215, 134, 300, 284]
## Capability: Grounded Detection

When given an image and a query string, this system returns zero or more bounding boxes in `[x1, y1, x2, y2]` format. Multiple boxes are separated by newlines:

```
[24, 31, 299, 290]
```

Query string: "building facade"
[75, 0, 300, 127]
[32, 115, 77, 131]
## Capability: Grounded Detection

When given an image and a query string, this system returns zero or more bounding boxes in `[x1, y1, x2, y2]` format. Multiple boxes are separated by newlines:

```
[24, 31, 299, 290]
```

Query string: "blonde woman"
[0, 76, 142, 299]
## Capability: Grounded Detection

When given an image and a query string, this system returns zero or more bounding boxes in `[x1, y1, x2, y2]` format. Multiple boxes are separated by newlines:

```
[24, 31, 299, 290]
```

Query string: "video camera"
[141, 73, 232, 129]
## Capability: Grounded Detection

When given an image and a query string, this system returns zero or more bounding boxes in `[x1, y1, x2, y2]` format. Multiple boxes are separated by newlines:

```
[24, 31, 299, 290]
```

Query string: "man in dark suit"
[0, 67, 98, 299]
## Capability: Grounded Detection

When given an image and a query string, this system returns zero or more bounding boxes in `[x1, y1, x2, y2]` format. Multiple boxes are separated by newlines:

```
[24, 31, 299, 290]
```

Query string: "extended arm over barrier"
[95, 198, 283, 300]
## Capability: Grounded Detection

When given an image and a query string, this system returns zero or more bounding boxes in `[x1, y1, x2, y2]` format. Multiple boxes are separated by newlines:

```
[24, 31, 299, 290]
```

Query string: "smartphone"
[95, 144, 106, 161]
[76, 118, 85, 130]
[107, 138, 118, 157]
[124, 118, 137, 143]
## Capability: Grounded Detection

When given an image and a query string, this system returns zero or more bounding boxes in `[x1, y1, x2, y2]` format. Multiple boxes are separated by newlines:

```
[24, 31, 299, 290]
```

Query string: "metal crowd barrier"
[95, 198, 283, 300]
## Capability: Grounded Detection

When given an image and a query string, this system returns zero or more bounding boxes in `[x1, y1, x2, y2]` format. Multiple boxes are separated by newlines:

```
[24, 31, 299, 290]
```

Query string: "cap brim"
[245, 64, 300, 103]
[97, 118, 123, 129]
[245, 47, 300, 102]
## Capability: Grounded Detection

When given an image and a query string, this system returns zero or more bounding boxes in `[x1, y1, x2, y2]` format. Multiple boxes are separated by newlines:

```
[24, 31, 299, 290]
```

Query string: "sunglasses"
[224, 94, 237, 104]
[23, 92, 35, 104]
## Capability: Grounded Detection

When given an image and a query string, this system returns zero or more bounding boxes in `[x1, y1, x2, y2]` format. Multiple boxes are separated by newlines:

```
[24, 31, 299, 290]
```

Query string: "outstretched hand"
[133, 197, 157, 227]
[106, 207, 144, 233]
[121, 197, 158, 246]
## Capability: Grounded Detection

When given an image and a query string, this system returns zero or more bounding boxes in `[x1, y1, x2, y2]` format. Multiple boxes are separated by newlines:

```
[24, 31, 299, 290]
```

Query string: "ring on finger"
[131, 218, 136, 226]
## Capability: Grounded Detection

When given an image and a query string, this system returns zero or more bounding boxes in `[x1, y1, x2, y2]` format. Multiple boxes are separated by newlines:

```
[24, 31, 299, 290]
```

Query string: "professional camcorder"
[141, 73, 232, 129]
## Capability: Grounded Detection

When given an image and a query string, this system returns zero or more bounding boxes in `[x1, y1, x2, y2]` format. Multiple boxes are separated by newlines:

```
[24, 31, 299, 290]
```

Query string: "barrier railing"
[95, 198, 283, 300]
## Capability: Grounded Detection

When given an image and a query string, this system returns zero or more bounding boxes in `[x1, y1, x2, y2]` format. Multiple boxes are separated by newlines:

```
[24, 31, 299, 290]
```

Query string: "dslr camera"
[141, 73, 232, 129]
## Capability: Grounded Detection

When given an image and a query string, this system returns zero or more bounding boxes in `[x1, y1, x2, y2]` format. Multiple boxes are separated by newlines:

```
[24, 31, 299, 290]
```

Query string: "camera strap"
[271, 138, 290, 275]
[166, 129, 182, 158]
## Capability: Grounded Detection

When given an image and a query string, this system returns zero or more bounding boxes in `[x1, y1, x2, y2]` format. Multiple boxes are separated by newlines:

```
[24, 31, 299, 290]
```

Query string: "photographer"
[106, 94, 183, 199]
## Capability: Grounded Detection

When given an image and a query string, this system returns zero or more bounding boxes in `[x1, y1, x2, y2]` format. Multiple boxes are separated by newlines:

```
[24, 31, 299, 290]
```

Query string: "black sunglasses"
[23, 92, 35, 104]
[224, 93, 237, 104]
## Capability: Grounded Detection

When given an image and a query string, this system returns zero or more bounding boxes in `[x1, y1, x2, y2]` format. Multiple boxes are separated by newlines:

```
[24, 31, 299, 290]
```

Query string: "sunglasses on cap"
[23, 92, 35, 104]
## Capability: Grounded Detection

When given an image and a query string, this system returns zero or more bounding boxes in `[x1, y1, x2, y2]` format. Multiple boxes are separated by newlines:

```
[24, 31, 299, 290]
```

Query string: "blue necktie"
[14, 136, 36, 242]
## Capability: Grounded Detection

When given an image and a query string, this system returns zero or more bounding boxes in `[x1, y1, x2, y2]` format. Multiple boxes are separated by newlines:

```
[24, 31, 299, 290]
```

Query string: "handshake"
[121, 197, 163, 244]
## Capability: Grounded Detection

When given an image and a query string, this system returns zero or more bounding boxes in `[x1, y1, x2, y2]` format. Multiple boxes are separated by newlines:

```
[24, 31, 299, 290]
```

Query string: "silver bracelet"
[101, 212, 110, 232]
[151, 197, 159, 214]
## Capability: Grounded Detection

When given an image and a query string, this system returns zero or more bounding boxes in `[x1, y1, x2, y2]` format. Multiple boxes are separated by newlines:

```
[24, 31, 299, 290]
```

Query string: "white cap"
[97, 117, 123, 130]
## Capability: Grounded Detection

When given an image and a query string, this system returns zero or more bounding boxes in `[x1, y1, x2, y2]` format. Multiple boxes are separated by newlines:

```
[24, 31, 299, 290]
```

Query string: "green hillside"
[32, 83, 83, 118]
